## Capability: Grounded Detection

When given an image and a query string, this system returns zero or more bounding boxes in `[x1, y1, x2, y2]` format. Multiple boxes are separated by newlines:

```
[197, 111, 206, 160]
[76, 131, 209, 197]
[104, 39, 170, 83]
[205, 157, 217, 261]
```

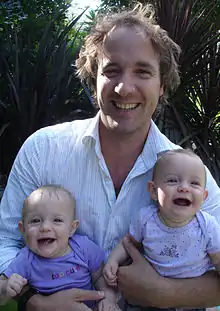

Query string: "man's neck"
[99, 120, 150, 158]
[98, 120, 151, 192]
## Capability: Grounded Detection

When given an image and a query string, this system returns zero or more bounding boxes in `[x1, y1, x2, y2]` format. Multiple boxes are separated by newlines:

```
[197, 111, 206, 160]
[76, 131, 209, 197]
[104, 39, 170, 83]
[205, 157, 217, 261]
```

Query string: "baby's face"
[150, 153, 207, 225]
[21, 192, 78, 258]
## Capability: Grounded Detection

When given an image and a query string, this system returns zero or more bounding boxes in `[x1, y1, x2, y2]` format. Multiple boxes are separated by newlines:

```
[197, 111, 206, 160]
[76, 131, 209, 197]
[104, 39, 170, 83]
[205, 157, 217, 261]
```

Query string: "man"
[0, 3, 220, 311]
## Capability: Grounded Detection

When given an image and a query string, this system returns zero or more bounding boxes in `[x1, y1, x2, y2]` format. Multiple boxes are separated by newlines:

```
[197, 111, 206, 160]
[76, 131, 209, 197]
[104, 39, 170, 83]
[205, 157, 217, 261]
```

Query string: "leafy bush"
[0, 5, 95, 177]
[151, 0, 220, 184]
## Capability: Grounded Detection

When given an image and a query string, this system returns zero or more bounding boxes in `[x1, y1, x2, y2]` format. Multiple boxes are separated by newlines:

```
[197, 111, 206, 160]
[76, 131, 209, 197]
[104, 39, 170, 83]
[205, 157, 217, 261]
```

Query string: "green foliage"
[0, 0, 71, 28]
[101, 0, 130, 4]
[99, 0, 132, 12]
[82, 9, 99, 32]
[0, 300, 17, 311]
[0, 4, 95, 176]
[151, 0, 220, 184]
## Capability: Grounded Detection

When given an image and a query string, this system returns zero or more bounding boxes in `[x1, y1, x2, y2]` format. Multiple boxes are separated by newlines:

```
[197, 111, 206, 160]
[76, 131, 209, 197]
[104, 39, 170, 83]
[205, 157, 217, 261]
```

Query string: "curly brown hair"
[76, 3, 181, 104]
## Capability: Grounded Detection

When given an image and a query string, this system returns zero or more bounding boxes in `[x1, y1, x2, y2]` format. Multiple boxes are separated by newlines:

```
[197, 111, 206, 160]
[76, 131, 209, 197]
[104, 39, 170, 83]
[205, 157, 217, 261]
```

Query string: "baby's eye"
[54, 218, 63, 223]
[191, 181, 201, 186]
[30, 218, 40, 224]
[166, 178, 178, 183]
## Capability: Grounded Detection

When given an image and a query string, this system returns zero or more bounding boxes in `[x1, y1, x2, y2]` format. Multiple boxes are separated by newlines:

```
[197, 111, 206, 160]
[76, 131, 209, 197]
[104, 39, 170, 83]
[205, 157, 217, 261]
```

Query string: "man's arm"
[117, 236, 220, 308]
[0, 133, 43, 273]
[25, 289, 105, 311]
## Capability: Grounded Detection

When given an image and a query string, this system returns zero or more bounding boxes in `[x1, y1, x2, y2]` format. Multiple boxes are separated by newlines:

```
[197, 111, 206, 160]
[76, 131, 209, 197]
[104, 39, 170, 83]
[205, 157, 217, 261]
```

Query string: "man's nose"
[114, 73, 136, 97]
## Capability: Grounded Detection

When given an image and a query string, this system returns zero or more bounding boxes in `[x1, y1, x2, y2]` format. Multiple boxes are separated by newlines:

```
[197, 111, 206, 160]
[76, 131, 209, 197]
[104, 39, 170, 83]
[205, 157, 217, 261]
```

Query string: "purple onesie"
[4, 234, 104, 296]
[130, 204, 220, 278]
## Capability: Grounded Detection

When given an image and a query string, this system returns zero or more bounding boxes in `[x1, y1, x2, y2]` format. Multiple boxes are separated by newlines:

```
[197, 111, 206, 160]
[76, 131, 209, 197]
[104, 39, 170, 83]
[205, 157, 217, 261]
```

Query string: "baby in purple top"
[0, 185, 119, 311]
[103, 149, 220, 311]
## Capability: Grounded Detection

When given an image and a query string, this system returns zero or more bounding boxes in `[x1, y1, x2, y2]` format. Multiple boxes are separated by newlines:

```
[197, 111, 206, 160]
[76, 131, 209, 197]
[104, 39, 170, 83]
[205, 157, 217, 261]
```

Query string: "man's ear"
[203, 189, 208, 201]
[18, 220, 24, 234]
[70, 220, 80, 236]
[159, 84, 164, 97]
[147, 181, 158, 201]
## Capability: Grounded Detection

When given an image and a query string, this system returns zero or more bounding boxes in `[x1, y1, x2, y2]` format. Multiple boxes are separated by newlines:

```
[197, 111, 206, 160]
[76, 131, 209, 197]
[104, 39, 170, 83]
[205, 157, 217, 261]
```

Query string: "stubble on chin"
[100, 112, 118, 131]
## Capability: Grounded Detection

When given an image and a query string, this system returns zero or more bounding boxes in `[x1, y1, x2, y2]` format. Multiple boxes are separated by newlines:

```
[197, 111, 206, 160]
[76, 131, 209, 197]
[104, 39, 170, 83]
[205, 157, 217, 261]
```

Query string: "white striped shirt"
[0, 113, 220, 273]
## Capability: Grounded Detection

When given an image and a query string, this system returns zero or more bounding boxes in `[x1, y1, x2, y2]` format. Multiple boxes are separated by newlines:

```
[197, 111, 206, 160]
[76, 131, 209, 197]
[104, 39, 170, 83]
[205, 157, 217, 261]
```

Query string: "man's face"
[96, 26, 164, 137]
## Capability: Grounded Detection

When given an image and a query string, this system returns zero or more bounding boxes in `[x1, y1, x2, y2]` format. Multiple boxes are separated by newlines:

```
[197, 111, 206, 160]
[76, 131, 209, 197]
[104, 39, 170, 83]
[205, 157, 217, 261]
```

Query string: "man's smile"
[111, 100, 140, 110]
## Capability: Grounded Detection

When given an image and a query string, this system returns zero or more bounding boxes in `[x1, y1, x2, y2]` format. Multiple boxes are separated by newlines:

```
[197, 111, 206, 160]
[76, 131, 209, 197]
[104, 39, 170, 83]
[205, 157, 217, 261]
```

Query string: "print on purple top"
[51, 265, 79, 280]
[160, 244, 180, 258]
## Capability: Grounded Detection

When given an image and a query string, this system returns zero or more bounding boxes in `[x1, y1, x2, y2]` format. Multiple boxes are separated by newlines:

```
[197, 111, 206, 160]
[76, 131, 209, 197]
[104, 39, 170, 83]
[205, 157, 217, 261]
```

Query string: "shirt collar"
[141, 120, 173, 171]
[82, 111, 100, 145]
[82, 113, 173, 170]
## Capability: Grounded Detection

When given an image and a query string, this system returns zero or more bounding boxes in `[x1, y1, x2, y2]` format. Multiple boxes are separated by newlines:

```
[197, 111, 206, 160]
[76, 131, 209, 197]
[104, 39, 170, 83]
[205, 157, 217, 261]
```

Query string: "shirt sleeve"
[202, 167, 220, 225]
[80, 236, 105, 272]
[206, 214, 220, 254]
[129, 209, 143, 242]
[0, 132, 44, 273]
[3, 248, 29, 279]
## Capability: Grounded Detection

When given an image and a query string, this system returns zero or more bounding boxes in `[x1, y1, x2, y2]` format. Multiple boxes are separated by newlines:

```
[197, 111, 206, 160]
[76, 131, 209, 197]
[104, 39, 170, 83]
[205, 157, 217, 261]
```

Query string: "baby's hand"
[103, 262, 118, 287]
[98, 298, 121, 311]
[3, 273, 27, 298]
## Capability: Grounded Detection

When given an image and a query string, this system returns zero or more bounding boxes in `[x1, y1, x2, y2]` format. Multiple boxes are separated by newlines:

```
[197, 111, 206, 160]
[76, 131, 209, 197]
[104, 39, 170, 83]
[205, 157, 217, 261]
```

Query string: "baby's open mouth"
[38, 238, 56, 245]
[173, 198, 191, 206]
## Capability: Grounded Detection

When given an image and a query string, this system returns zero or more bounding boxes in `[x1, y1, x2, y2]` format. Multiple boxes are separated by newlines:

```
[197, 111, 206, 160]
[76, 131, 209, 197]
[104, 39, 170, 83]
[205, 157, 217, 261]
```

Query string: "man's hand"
[27, 288, 105, 311]
[117, 235, 220, 309]
[117, 235, 168, 307]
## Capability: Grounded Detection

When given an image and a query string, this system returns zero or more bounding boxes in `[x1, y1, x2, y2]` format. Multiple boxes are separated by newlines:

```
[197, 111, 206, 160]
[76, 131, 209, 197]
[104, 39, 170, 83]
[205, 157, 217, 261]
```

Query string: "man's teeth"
[114, 103, 139, 110]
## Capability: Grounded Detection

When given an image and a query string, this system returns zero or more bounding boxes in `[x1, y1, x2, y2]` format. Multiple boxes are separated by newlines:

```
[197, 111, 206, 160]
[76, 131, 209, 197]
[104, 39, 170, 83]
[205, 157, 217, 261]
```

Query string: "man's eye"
[102, 69, 120, 77]
[136, 69, 151, 78]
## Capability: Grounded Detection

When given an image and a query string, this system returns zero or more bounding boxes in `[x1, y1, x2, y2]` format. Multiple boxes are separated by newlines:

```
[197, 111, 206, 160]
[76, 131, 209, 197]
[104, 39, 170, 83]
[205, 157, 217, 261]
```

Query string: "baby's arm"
[92, 264, 120, 311]
[0, 273, 27, 305]
[209, 252, 220, 275]
[205, 213, 220, 276]
[104, 207, 144, 286]
[103, 240, 128, 287]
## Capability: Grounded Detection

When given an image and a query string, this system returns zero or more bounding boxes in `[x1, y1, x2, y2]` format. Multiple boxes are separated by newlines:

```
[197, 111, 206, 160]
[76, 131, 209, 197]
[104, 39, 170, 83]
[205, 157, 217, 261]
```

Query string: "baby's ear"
[147, 181, 158, 201]
[70, 220, 80, 236]
[18, 221, 24, 234]
[203, 189, 208, 201]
